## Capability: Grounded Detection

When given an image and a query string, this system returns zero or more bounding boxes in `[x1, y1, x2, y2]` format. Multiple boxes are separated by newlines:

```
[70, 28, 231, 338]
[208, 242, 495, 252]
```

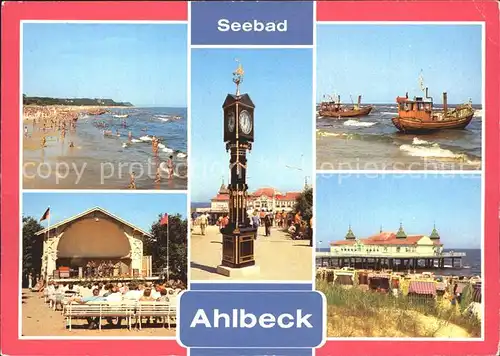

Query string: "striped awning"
[472, 282, 482, 303]
[408, 281, 436, 296]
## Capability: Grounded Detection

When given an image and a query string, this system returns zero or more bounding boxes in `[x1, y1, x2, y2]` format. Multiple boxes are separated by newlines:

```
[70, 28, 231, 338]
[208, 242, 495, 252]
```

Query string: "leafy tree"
[293, 187, 313, 246]
[143, 214, 187, 284]
[22, 216, 44, 287]
[294, 187, 313, 222]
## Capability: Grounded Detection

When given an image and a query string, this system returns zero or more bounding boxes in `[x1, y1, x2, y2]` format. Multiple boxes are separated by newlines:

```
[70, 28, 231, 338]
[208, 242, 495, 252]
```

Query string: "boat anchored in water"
[391, 76, 474, 133]
[318, 94, 373, 118]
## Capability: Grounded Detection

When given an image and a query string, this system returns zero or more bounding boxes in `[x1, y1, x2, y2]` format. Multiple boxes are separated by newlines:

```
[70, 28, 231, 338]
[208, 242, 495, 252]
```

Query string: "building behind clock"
[195, 180, 302, 222]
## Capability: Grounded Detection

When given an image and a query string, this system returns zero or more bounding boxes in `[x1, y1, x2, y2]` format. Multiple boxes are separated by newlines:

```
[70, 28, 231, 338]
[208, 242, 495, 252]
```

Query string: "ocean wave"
[400, 143, 467, 160]
[139, 135, 153, 142]
[317, 130, 343, 137]
[344, 120, 377, 127]
[473, 109, 483, 118]
[316, 130, 353, 139]
[379, 111, 398, 116]
[412, 137, 432, 145]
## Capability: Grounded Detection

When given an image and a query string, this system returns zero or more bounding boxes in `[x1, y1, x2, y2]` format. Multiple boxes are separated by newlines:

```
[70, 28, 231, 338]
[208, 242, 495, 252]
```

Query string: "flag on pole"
[40, 207, 50, 222]
[160, 213, 169, 226]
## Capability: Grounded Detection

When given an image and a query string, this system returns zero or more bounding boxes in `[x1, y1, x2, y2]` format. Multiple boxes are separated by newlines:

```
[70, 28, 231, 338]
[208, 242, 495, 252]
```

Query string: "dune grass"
[317, 279, 481, 338]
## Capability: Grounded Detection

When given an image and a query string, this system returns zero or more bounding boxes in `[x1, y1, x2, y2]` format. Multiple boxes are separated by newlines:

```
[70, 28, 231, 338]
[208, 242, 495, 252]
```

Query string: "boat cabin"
[396, 90, 434, 121]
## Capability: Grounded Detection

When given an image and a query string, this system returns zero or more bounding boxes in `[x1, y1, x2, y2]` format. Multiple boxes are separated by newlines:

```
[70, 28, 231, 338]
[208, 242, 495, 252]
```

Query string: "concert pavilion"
[35, 207, 153, 281]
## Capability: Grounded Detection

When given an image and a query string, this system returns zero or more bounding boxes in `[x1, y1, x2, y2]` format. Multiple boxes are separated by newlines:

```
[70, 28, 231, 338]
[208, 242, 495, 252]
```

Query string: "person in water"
[152, 136, 159, 156]
[154, 166, 161, 183]
[129, 172, 136, 189]
[128, 131, 132, 141]
[69, 141, 74, 148]
[167, 155, 174, 178]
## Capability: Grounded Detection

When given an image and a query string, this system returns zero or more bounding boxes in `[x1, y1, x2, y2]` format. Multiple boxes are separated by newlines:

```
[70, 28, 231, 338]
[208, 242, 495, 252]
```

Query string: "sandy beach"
[190, 225, 313, 281]
[21, 289, 176, 337]
[22, 105, 188, 190]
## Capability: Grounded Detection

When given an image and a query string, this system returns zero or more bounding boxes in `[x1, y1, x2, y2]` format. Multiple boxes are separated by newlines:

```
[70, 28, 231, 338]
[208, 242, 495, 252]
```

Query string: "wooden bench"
[64, 302, 134, 330]
[135, 302, 177, 330]
[64, 301, 176, 331]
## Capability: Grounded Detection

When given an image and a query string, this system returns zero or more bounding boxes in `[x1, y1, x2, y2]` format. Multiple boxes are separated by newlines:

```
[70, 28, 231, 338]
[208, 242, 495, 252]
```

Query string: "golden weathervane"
[232, 59, 244, 96]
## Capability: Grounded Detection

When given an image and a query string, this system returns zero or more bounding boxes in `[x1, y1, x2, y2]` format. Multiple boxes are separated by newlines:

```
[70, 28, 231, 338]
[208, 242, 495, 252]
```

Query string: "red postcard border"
[316, 1, 499, 356]
[1, 2, 187, 356]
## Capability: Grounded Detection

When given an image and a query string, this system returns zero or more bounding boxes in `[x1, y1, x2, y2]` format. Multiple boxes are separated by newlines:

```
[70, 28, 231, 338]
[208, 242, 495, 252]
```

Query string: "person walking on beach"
[294, 211, 302, 235]
[251, 211, 260, 240]
[28, 272, 33, 290]
[128, 131, 132, 141]
[309, 216, 313, 247]
[199, 213, 208, 235]
[24, 126, 28, 138]
[264, 212, 272, 236]
[154, 166, 161, 184]
[152, 136, 159, 156]
[129, 172, 136, 189]
[41, 136, 46, 148]
[222, 215, 229, 229]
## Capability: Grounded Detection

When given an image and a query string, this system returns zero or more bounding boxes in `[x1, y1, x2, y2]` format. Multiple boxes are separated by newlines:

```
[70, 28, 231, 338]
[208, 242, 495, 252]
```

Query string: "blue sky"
[22, 193, 187, 232]
[23, 23, 187, 107]
[190, 48, 313, 201]
[316, 174, 482, 249]
[317, 24, 482, 104]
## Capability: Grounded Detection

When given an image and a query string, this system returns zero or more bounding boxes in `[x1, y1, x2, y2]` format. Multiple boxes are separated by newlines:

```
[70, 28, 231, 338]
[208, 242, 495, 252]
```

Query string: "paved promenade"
[190, 225, 313, 281]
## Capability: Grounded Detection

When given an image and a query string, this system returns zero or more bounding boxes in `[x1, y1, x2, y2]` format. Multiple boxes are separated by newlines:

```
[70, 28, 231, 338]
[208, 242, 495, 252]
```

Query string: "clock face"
[227, 111, 235, 132]
[239, 110, 252, 134]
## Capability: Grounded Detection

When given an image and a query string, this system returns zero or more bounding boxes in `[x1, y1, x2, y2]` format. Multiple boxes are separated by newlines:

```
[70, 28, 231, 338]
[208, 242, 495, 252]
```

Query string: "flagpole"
[47, 206, 50, 240]
[166, 214, 170, 282]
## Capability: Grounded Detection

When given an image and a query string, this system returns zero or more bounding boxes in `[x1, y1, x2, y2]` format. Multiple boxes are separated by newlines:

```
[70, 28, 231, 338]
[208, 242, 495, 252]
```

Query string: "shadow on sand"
[190, 262, 219, 275]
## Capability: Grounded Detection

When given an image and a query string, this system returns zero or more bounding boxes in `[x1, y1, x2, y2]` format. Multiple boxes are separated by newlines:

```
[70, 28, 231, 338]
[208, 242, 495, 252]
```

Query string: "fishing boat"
[318, 95, 373, 118]
[391, 77, 474, 133]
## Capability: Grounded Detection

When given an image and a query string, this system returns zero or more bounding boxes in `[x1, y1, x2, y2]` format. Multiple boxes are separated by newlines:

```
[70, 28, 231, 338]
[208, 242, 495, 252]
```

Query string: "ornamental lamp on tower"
[218, 60, 258, 274]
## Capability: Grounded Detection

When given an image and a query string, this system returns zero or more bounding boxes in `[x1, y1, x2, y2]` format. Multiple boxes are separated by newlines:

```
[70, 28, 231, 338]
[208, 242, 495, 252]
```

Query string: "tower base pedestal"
[216, 264, 260, 278]
[219, 225, 257, 269]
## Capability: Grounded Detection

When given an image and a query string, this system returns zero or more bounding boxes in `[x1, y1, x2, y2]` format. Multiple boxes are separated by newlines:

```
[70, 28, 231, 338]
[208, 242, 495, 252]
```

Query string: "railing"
[316, 251, 466, 258]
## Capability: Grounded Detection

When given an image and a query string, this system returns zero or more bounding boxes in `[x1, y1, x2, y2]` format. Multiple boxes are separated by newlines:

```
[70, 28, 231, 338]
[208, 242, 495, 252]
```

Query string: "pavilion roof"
[35, 206, 152, 237]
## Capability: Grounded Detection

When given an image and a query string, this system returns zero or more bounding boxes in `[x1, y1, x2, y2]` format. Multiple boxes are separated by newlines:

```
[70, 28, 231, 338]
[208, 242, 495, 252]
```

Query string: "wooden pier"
[316, 251, 466, 271]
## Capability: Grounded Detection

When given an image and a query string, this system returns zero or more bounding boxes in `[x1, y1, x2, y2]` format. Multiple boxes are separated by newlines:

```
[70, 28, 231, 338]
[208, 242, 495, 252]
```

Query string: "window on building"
[396, 247, 401, 253]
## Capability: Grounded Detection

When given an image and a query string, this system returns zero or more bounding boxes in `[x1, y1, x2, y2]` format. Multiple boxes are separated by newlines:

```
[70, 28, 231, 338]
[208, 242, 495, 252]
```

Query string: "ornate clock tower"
[218, 60, 257, 271]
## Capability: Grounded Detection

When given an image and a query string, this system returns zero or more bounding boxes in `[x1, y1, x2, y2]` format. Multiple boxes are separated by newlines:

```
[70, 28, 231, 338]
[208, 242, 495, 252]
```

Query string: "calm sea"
[316, 104, 482, 171]
[316, 248, 481, 276]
